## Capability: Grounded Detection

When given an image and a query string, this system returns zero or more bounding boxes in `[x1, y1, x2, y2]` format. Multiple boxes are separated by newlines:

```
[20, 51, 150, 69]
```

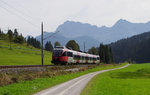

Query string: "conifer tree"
[7, 29, 13, 49]
[45, 41, 53, 51]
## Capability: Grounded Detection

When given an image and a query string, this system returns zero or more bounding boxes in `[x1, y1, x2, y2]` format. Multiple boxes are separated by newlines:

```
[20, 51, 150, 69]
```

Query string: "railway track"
[0, 65, 54, 69]
[0, 64, 97, 69]
[0, 64, 97, 74]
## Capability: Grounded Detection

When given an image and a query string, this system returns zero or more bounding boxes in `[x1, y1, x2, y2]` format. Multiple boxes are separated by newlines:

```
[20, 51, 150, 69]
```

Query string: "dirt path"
[34, 64, 130, 95]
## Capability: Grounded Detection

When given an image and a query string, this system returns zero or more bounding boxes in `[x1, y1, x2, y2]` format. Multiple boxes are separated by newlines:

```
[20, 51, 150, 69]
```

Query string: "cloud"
[0, 0, 150, 36]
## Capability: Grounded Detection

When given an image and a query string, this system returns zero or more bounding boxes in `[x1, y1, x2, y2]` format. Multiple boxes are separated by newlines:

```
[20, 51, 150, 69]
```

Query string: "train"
[51, 46, 100, 65]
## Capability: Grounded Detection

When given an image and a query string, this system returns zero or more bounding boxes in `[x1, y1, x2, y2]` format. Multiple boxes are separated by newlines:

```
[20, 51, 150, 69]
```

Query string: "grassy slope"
[0, 63, 127, 95]
[0, 40, 52, 65]
[81, 63, 150, 95]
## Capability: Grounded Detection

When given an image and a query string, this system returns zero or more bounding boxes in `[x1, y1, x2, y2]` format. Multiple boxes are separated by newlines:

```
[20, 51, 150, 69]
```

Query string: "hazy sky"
[0, 0, 150, 37]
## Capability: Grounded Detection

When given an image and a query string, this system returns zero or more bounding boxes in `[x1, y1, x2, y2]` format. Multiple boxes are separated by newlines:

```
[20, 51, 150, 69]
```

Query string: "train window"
[93, 58, 96, 61]
[74, 55, 78, 60]
[88, 57, 89, 60]
[85, 56, 89, 60]
[62, 52, 67, 56]
[76, 55, 81, 60]
[81, 56, 83, 60]
[53, 50, 63, 57]
[74, 55, 76, 59]
[67, 52, 73, 57]
[82, 56, 85, 60]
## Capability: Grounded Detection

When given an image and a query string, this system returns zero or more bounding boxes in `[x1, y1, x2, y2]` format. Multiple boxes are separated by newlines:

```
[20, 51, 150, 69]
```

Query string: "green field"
[0, 63, 127, 95]
[81, 63, 150, 95]
[0, 40, 52, 65]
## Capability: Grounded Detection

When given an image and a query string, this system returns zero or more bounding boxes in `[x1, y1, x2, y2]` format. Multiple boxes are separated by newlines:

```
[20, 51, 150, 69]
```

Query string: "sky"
[0, 0, 150, 37]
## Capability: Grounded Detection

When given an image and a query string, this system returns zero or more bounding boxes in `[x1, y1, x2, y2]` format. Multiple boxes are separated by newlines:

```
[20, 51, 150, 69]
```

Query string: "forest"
[109, 31, 150, 63]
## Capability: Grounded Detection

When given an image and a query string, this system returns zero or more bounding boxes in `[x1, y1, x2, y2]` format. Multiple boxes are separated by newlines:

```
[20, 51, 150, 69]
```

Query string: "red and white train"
[52, 46, 100, 65]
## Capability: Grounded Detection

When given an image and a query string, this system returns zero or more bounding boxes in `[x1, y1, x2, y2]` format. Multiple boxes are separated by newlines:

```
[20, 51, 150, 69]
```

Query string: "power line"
[0, 5, 39, 29]
[43, 31, 60, 40]
[0, 0, 51, 29]
[0, 0, 40, 23]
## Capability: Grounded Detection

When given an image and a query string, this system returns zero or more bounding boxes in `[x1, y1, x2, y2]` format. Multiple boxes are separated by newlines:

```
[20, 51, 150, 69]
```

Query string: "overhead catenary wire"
[0, 0, 51, 29]
[0, 0, 60, 41]
[43, 31, 60, 40]
[0, 5, 39, 30]
[0, 0, 37, 21]
[0, 4, 60, 40]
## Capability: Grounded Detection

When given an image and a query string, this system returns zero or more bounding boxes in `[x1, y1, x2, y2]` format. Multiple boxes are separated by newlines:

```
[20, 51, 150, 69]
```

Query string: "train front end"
[51, 46, 68, 65]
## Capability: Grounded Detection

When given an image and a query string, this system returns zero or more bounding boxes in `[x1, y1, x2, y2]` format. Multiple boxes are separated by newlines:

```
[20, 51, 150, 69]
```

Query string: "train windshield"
[53, 50, 63, 57]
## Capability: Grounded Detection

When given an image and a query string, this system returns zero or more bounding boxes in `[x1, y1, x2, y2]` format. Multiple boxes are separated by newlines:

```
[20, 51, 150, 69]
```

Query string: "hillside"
[0, 40, 52, 65]
[109, 31, 150, 63]
[36, 19, 150, 51]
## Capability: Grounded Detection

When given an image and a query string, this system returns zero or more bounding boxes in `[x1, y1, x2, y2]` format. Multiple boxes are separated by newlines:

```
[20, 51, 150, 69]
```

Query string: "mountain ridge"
[36, 19, 150, 51]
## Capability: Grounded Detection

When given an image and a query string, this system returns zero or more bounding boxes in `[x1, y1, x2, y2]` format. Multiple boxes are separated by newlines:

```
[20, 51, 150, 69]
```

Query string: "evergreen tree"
[26, 36, 41, 48]
[99, 43, 105, 62]
[7, 29, 13, 41]
[13, 29, 18, 38]
[7, 29, 13, 49]
[99, 43, 113, 64]
[27, 36, 30, 46]
[0, 28, 1, 34]
[54, 41, 61, 47]
[45, 41, 53, 51]
[66, 40, 80, 51]
[109, 47, 114, 63]
[14, 35, 25, 44]
[105, 45, 110, 64]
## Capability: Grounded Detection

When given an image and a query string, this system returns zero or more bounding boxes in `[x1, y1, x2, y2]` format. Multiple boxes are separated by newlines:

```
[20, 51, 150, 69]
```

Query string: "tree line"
[99, 44, 113, 64]
[0, 28, 25, 44]
[1, 28, 114, 63]
[27, 36, 41, 49]
[0, 28, 25, 49]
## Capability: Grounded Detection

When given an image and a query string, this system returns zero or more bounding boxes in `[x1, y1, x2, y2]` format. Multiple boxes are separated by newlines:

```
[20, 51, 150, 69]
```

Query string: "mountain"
[36, 32, 99, 51]
[36, 19, 150, 51]
[36, 32, 69, 47]
[56, 19, 150, 43]
[109, 31, 150, 63]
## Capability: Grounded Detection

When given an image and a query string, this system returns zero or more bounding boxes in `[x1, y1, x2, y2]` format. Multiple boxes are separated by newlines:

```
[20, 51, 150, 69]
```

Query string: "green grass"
[0, 40, 52, 65]
[0, 63, 127, 95]
[81, 63, 150, 95]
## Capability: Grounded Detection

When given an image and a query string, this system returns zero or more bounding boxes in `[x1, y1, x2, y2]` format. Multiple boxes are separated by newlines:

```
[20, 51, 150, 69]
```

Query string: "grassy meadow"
[81, 63, 150, 95]
[0, 63, 127, 95]
[0, 40, 52, 65]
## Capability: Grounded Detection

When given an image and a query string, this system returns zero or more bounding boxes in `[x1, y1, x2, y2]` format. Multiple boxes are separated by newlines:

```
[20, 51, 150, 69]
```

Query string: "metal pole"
[41, 22, 43, 65]
[84, 42, 85, 52]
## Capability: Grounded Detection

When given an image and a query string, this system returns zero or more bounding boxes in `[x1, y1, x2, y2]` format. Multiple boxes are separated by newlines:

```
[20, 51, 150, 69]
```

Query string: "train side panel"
[52, 46, 100, 65]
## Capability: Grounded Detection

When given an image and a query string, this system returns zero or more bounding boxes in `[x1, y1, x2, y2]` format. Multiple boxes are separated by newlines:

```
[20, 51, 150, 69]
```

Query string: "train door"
[67, 51, 73, 63]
